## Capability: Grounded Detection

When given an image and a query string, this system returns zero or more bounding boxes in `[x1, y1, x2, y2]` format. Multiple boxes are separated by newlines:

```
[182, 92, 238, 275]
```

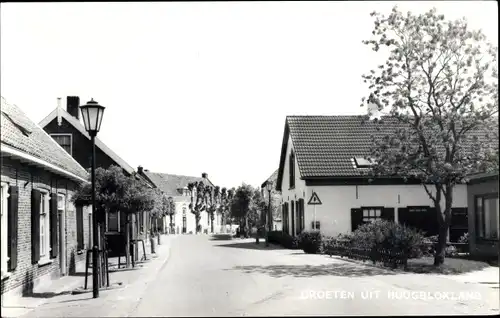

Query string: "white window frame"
[106, 210, 121, 232]
[39, 190, 51, 263]
[50, 133, 73, 156]
[1, 182, 10, 277]
[362, 207, 382, 223]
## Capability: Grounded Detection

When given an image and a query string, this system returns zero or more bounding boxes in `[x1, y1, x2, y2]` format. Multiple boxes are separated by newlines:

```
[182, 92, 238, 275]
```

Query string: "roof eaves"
[276, 119, 290, 192]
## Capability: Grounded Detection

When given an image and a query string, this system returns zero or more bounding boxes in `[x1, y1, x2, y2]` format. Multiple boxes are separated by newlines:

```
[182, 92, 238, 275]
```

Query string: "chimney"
[202, 173, 208, 179]
[67, 96, 80, 119]
[138, 166, 143, 174]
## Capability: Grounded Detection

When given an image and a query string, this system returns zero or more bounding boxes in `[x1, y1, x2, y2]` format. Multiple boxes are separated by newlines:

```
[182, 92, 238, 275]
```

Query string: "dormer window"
[354, 157, 375, 168]
[289, 150, 295, 189]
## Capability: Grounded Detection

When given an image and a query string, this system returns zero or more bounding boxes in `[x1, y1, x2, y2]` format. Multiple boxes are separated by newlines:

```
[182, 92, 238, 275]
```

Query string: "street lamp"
[80, 98, 105, 299]
[265, 181, 273, 247]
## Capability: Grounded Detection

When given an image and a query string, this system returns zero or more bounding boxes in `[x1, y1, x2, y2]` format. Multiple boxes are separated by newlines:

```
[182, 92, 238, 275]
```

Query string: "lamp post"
[80, 98, 105, 299]
[265, 181, 273, 247]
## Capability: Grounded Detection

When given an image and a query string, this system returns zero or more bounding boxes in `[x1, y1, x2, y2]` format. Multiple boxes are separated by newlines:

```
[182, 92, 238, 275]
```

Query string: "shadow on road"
[228, 263, 398, 278]
[215, 241, 287, 250]
[210, 234, 235, 241]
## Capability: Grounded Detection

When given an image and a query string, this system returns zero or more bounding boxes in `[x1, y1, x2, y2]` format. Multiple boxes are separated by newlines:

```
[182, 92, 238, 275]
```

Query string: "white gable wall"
[308, 184, 467, 237]
[279, 134, 308, 234]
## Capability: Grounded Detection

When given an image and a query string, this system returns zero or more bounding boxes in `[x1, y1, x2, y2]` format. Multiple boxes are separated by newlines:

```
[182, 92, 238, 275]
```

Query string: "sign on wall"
[308, 192, 322, 205]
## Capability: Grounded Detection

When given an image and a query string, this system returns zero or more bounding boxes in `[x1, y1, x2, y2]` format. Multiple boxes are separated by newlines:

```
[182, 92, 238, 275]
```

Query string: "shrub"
[445, 245, 458, 257]
[281, 233, 300, 249]
[268, 231, 282, 244]
[458, 232, 469, 244]
[298, 231, 323, 254]
[348, 220, 426, 263]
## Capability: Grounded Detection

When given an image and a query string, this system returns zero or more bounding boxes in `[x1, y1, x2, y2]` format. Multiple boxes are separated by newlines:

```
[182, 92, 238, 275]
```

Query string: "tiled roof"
[1, 97, 89, 181]
[261, 169, 278, 188]
[277, 115, 496, 186]
[143, 171, 214, 196]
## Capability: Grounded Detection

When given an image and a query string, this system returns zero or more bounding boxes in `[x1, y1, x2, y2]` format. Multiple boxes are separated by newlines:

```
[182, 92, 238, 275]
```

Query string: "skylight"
[354, 157, 375, 168]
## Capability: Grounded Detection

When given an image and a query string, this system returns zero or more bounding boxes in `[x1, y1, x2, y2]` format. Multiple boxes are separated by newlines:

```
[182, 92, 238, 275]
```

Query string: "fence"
[324, 239, 408, 270]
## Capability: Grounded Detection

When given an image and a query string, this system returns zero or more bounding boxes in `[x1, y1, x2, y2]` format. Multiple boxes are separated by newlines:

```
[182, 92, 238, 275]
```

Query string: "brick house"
[260, 169, 282, 231]
[466, 171, 499, 259]
[275, 115, 471, 239]
[1, 97, 89, 302]
[138, 169, 221, 234]
[39, 96, 153, 256]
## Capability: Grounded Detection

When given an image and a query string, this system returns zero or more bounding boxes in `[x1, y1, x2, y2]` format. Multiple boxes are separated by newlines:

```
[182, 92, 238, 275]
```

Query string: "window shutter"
[8, 186, 19, 271]
[76, 206, 84, 250]
[290, 201, 295, 236]
[397, 207, 408, 225]
[381, 207, 395, 222]
[300, 199, 305, 232]
[351, 208, 362, 232]
[50, 193, 58, 259]
[31, 190, 41, 264]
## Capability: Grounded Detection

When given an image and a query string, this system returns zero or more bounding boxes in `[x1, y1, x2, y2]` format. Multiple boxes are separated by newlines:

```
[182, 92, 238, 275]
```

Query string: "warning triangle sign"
[308, 192, 322, 205]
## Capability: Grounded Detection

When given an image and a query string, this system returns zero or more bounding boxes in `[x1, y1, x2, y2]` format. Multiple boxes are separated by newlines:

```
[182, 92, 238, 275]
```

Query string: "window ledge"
[1, 272, 12, 281]
[38, 259, 53, 267]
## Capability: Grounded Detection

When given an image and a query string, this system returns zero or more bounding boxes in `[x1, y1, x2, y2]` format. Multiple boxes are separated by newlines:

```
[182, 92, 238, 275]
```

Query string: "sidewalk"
[2, 234, 177, 318]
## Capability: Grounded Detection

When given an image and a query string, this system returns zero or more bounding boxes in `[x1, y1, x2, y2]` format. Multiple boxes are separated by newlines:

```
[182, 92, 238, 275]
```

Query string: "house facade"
[1, 97, 89, 301]
[138, 169, 222, 234]
[276, 116, 469, 239]
[467, 171, 499, 259]
[261, 169, 283, 231]
[39, 96, 152, 255]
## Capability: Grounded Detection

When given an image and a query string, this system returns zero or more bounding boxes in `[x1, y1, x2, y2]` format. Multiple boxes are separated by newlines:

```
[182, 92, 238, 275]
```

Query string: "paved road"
[128, 235, 500, 316]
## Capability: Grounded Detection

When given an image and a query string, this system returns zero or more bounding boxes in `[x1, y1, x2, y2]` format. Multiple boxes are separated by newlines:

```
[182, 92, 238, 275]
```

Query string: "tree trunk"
[99, 223, 106, 287]
[245, 216, 249, 238]
[169, 214, 173, 234]
[433, 184, 453, 266]
[210, 213, 214, 233]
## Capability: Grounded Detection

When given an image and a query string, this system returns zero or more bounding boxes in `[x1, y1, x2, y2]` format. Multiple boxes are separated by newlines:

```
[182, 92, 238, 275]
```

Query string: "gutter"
[1, 143, 89, 184]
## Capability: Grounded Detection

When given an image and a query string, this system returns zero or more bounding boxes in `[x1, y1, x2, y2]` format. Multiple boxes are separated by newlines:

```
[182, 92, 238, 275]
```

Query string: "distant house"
[39, 96, 152, 255]
[1, 97, 89, 301]
[275, 115, 470, 239]
[261, 169, 282, 231]
[138, 170, 221, 234]
[467, 171, 499, 259]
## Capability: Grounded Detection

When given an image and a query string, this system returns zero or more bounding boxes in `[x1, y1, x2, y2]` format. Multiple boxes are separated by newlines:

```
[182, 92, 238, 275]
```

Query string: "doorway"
[57, 194, 67, 276]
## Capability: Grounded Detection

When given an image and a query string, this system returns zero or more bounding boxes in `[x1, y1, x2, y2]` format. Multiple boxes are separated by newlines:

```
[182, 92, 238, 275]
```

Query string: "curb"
[71, 282, 125, 295]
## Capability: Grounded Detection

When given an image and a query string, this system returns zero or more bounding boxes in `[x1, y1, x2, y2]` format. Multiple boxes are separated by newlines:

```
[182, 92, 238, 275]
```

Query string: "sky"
[1, 1, 498, 189]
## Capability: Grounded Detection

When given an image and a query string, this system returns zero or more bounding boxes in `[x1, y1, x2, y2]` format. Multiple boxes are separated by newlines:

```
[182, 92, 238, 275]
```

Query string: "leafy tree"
[188, 181, 211, 234]
[250, 189, 267, 229]
[210, 186, 221, 233]
[72, 165, 155, 269]
[231, 184, 254, 237]
[361, 6, 498, 265]
[166, 196, 175, 233]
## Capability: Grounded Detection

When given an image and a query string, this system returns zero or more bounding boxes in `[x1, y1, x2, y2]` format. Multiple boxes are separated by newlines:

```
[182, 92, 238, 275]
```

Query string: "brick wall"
[1, 157, 88, 297]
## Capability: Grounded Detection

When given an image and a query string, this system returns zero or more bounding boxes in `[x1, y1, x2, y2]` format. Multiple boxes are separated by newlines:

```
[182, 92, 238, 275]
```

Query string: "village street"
[14, 235, 499, 317]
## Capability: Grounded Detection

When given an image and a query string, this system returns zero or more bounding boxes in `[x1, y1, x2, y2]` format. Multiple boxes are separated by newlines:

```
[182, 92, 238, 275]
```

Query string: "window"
[50, 134, 72, 156]
[289, 151, 295, 189]
[476, 194, 499, 240]
[39, 191, 50, 261]
[354, 157, 375, 168]
[107, 211, 120, 232]
[362, 207, 382, 223]
[1, 183, 9, 276]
